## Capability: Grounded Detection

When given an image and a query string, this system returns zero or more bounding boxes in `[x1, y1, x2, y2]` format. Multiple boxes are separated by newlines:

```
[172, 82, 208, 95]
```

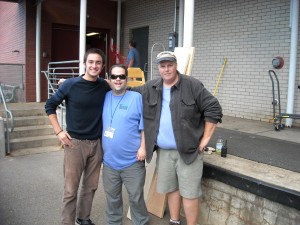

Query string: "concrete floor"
[1, 103, 300, 225]
[0, 150, 173, 225]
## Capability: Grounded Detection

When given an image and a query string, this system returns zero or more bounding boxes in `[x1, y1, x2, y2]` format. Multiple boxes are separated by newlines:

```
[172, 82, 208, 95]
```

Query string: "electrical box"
[168, 32, 177, 52]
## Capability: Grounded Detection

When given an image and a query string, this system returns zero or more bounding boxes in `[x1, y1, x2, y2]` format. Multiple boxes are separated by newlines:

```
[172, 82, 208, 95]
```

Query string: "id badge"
[104, 127, 115, 139]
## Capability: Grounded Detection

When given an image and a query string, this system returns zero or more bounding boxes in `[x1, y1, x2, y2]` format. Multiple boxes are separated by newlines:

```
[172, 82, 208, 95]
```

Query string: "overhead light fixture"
[86, 32, 99, 37]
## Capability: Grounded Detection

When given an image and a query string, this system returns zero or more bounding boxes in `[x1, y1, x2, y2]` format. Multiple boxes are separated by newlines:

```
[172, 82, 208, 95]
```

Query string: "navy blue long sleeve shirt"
[45, 76, 110, 140]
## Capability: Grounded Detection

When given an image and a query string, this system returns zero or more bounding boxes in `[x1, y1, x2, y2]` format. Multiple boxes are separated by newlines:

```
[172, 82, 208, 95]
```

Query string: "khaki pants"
[61, 138, 102, 225]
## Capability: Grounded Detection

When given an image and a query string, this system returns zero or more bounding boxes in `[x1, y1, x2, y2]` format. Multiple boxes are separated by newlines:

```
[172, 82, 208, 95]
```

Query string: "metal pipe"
[173, 0, 177, 33]
[178, 0, 184, 47]
[150, 43, 165, 80]
[183, 0, 194, 47]
[0, 83, 14, 154]
[79, 0, 87, 74]
[286, 0, 299, 127]
[116, 0, 121, 64]
[36, 2, 41, 102]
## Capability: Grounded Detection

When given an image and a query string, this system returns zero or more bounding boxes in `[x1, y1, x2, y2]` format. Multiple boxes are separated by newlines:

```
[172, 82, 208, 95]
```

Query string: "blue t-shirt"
[102, 90, 143, 170]
[157, 86, 177, 149]
[126, 47, 140, 68]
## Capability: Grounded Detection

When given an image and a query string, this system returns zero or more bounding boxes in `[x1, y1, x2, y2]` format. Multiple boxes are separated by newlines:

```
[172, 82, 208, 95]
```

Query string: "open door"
[131, 26, 149, 80]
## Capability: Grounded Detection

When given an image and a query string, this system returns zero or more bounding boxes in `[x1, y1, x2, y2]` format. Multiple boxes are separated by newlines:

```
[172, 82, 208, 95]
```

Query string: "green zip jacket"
[133, 72, 223, 165]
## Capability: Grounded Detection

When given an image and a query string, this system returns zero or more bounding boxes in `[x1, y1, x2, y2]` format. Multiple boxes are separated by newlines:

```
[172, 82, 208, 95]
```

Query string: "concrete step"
[11, 115, 50, 127]
[9, 146, 63, 157]
[9, 135, 60, 152]
[0, 108, 46, 118]
[10, 125, 54, 139]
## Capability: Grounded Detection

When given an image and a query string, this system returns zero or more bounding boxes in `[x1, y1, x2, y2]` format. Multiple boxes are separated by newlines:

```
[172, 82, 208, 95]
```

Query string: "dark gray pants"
[102, 162, 149, 225]
[62, 138, 102, 225]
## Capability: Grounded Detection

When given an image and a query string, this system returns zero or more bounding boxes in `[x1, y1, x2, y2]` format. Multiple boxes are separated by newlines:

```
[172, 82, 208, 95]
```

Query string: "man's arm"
[48, 114, 72, 146]
[136, 130, 146, 161]
[198, 121, 217, 152]
[127, 58, 134, 68]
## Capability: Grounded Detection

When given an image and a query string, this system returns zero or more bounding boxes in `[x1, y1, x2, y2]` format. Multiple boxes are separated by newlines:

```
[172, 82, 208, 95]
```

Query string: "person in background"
[132, 51, 223, 225]
[126, 40, 140, 68]
[102, 64, 148, 225]
[45, 48, 110, 225]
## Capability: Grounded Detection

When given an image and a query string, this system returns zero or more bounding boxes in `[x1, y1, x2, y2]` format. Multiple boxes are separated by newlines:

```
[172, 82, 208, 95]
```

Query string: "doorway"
[51, 24, 110, 77]
[131, 26, 149, 80]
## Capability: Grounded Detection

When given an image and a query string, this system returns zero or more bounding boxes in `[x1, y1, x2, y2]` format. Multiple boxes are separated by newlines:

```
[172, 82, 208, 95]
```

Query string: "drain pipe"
[36, 2, 41, 102]
[178, 0, 184, 47]
[183, 0, 194, 47]
[116, 0, 121, 64]
[79, 0, 87, 75]
[286, 0, 299, 127]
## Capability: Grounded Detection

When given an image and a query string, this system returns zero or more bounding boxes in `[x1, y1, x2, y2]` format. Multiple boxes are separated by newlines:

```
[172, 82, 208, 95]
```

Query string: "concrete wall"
[122, 0, 300, 126]
[200, 179, 300, 225]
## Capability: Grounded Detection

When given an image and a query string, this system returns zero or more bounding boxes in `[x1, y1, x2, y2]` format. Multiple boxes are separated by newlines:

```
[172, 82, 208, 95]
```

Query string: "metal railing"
[0, 83, 14, 154]
[42, 60, 80, 130]
[0, 63, 24, 102]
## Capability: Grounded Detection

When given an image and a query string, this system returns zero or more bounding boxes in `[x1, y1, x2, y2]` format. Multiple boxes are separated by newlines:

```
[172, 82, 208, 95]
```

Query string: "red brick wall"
[24, 0, 37, 102]
[1, 0, 117, 102]
[0, 2, 25, 64]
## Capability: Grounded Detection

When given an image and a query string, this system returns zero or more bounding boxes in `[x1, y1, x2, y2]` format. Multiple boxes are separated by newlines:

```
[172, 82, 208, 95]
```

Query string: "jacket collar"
[151, 71, 183, 90]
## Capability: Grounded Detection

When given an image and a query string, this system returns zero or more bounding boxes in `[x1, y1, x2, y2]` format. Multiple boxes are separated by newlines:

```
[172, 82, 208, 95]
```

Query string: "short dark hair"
[83, 48, 106, 64]
[109, 64, 128, 77]
[129, 40, 136, 48]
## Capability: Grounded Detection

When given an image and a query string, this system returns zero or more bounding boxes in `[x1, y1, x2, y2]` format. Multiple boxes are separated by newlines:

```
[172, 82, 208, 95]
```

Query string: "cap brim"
[157, 57, 177, 63]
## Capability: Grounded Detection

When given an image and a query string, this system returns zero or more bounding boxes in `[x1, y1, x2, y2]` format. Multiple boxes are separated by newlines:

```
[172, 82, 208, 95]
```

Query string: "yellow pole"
[213, 58, 227, 96]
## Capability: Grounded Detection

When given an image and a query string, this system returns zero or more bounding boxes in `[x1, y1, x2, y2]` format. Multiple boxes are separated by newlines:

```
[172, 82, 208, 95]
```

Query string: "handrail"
[150, 43, 165, 80]
[0, 82, 14, 154]
[42, 60, 80, 131]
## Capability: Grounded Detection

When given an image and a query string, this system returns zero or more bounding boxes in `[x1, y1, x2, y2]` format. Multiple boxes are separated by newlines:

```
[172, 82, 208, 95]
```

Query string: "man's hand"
[58, 78, 66, 86]
[56, 131, 72, 147]
[136, 147, 146, 161]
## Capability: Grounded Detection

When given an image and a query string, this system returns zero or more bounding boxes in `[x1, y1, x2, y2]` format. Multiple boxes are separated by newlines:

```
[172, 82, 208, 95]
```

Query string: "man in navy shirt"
[45, 48, 110, 225]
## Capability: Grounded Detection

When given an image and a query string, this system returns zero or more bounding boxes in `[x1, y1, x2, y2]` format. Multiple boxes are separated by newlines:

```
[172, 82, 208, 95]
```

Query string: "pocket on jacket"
[143, 99, 157, 120]
[181, 98, 197, 118]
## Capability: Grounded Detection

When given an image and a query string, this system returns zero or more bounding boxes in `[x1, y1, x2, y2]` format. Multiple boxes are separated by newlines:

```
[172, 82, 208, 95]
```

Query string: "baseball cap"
[156, 51, 177, 63]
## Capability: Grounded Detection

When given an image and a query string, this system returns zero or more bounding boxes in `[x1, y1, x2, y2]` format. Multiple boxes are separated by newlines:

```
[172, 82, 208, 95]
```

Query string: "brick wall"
[0, 2, 25, 64]
[200, 179, 300, 225]
[122, 0, 300, 126]
[0, 1, 26, 102]
[122, 0, 175, 80]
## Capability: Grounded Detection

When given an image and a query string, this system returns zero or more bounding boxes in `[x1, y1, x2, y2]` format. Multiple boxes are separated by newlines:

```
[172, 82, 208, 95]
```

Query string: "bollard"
[0, 117, 5, 158]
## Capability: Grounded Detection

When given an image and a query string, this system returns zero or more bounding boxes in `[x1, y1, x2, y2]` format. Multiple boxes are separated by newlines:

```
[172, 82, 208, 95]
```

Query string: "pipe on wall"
[178, 0, 184, 47]
[286, 0, 299, 127]
[36, 2, 41, 102]
[79, 0, 87, 74]
[116, 0, 121, 64]
[183, 0, 194, 47]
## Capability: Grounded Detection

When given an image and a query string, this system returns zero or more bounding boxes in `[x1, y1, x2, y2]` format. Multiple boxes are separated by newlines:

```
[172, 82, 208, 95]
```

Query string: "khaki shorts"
[156, 149, 203, 199]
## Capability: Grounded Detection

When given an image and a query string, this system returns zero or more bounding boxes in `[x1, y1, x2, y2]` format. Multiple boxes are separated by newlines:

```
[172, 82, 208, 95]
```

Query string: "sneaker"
[169, 219, 181, 225]
[75, 218, 95, 225]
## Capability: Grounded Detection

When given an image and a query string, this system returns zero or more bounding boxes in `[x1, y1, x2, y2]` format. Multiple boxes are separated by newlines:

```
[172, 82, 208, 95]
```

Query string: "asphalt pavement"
[0, 150, 172, 225]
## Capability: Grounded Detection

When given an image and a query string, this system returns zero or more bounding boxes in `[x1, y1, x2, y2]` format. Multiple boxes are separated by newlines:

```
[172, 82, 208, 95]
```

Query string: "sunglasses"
[110, 74, 126, 80]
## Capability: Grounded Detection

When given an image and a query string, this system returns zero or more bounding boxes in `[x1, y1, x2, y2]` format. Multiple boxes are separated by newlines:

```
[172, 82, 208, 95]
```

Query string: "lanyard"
[110, 91, 126, 126]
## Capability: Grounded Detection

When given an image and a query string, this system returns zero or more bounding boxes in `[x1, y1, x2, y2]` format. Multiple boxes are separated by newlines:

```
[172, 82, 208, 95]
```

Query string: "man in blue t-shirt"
[126, 40, 140, 68]
[102, 64, 148, 225]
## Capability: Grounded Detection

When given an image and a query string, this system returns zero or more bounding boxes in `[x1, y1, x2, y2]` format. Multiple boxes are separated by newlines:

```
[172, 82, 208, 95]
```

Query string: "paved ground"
[1, 106, 300, 225]
[0, 150, 173, 225]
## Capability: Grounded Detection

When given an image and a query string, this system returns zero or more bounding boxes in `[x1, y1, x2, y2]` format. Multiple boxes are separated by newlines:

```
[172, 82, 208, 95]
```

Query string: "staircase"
[0, 102, 61, 156]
